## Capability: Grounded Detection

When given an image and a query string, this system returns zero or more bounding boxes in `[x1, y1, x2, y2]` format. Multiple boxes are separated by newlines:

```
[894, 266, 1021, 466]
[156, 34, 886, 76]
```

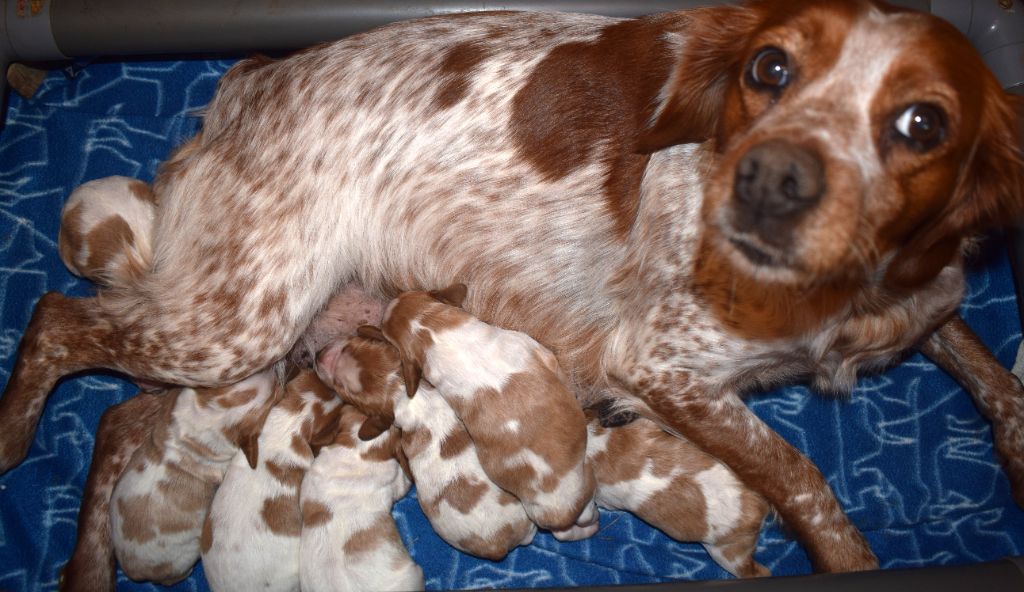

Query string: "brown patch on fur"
[438, 426, 472, 459]
[158, 461, 216, 514]
[456, 522, 529, 561]
[200, 514, 214, 554]
[265, 460, 305, 489]
[261, 494, 301, 537]
[638, 476, 709, 542]
[401, 425, 432, 459]
[116, 496, 158, 543]
[433, 41, 492, 110]
[83, 216, 135, 279]
[291, 433, 314, 460]
[128, 179, 158, 204]
[210, 386, 259, 409]
[57, 204, 85, 273]
[343, 514, 403, 555]
[302, 499, 334, 528]
[437, 475, 488, 515]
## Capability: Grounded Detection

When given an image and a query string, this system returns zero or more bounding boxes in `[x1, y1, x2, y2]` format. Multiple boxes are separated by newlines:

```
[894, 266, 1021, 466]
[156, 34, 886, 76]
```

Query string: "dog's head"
[664, 0, 1023, 289]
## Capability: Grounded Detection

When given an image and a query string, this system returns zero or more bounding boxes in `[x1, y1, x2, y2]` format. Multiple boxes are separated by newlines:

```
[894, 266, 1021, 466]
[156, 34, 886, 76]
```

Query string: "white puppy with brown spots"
[202, 370, 341, 592]
[369, 284, 597, 537]
[587, 412, 771, 578]
[109, 370, 279, 585]
[317, 334, 537, 560]
[300, 404, 422, 591]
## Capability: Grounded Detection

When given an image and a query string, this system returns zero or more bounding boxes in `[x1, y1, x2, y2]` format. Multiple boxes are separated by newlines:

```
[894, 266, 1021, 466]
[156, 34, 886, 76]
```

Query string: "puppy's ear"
[241, 434, 261, 469]
[429, 283, 468, 308]
[357, 414, 394, 441]
[309, 406, 343, 456]
[400, 358, 422, 398]
[637, 5, 762, 153]
[357, 325, 387, 341]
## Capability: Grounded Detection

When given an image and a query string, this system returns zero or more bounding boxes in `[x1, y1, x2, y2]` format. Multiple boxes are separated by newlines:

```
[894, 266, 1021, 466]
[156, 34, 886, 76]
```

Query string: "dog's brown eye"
[894, 103, 946, 150]
[748, 47, 790, 90]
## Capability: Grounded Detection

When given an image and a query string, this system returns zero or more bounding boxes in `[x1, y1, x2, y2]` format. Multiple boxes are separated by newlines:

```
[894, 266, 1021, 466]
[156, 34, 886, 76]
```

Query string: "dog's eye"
[893, 103, 946, 150]
[747, 47, 790, 91]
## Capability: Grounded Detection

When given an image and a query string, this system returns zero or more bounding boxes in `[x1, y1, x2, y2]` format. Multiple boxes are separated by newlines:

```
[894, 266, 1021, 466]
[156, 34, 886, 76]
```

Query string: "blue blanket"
[1, 57, 1023, 592]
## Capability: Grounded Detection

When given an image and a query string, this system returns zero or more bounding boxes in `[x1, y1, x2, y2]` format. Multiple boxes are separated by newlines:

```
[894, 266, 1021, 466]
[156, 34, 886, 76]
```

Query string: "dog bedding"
[0, 58, 1022, 592]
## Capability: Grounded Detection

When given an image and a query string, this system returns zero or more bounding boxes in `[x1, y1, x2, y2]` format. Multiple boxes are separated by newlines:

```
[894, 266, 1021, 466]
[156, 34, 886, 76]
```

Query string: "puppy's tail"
[58, 176, 157, 288]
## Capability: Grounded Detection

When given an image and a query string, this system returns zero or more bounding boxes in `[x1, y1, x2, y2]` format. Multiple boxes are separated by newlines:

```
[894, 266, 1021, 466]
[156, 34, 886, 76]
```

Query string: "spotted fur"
[201, 370, 340, 592]
[109, 371, 279, 584]
[317, 335, 538, 559]
[3, 1, 1022, 573]
[299, 405, 422, 592]
[587, 415, 770, 578]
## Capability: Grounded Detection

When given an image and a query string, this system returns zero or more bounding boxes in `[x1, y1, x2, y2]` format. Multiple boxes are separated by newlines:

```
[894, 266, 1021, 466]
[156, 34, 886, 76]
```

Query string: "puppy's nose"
[733, 139, 825, 232]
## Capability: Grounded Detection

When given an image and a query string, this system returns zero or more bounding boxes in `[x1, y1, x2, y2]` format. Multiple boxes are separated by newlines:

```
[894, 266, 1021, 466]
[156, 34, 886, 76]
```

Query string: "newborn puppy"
[201, 370, 341, 592]
[587, 414, 771, 578]
[366, 284, 596, 534]
[318, 335, 537, 559]
[61, 393, 164, 592]
[110, 370, 279, 585]
[300, 404, 423, 591]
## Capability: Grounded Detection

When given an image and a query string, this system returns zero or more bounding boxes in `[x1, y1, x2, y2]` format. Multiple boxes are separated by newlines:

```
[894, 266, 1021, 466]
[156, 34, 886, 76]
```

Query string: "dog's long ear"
[636, 5, 763, 153]
[357, 414, 394, 441]
[429, 283, 468, 308]
[400, 357, 423, 399]
[357, 325, 387, 342]
[886, 90, 1024, 289]
[309, 405, 343, 456]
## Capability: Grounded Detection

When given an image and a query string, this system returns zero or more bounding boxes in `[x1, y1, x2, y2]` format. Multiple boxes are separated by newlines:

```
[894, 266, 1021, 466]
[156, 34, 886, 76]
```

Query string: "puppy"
[587, 412, 770, 578]
[317, 335, 539, 559]
[371, 284, 597, 534]
[110, 370, 279, 584]
[299, 404, 423, 591]
[201, 370, 341, 592]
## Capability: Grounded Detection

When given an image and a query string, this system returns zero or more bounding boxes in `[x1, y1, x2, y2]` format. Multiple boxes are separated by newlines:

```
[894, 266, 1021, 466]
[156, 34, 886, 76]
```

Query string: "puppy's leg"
[641, 385, 878, 573]
[920, 314, 1024, 507]
[60, 392, 165, 592]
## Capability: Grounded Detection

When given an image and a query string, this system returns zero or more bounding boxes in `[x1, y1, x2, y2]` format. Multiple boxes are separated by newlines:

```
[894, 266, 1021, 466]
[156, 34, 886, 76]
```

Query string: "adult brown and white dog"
[1, 0, 1022, 573]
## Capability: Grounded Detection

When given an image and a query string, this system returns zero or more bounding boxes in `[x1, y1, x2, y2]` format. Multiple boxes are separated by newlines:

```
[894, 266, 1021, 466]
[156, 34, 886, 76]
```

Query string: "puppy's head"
[316, 335, 400, 439]
[377, 284, 471, 397]
[689, 0, 1022, 288]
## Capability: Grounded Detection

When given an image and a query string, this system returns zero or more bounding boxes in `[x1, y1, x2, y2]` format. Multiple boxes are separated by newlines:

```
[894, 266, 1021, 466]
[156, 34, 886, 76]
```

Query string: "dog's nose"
[732, 139, 825, 232]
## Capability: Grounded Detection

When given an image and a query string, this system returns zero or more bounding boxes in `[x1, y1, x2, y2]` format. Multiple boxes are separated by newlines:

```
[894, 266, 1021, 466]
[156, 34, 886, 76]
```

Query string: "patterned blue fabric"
[1, 58, 1023, 592]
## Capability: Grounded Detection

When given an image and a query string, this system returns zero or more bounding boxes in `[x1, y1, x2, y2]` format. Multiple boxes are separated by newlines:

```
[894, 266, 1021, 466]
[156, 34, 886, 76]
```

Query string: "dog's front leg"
[637, 380, 878, 573]
[919, 314, 1024, 507]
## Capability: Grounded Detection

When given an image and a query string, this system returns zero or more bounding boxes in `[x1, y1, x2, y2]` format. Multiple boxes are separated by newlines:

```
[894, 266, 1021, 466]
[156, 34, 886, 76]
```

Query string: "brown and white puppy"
[317, 335, 539, 559]
[57, 175, 156, 289]
[587, 413, 770, 578]
[299, 404, 422, 591]
[109, 370, 279, 585]
[370, 285, 597, 535]
[201, 370, 341, 592]
[4, 1, 1023, 572]
[60, 393, 164, 592]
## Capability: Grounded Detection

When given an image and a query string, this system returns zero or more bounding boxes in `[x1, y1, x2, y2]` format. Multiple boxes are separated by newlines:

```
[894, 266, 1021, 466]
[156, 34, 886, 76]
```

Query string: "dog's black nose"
[732, 139, 825, 239]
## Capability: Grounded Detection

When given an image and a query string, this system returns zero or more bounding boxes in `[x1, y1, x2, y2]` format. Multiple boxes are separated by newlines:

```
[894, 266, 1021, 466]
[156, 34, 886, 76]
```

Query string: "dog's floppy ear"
[400, 356, 423, 399]
[357, 414, 394, 441]
[309, 406, 343, 456]
[429, 283, 468, 308]
[357, 325, 387, 342]
[637, 5, 762, 153]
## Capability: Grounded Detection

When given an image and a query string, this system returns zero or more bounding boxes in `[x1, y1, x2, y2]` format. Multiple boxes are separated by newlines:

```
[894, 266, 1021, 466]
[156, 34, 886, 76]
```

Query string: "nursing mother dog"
[2, 0, 1022, 574]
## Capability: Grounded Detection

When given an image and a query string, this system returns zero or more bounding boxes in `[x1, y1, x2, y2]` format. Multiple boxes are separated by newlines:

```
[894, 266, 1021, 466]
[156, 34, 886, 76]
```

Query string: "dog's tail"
[58, 176, 157, 289]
